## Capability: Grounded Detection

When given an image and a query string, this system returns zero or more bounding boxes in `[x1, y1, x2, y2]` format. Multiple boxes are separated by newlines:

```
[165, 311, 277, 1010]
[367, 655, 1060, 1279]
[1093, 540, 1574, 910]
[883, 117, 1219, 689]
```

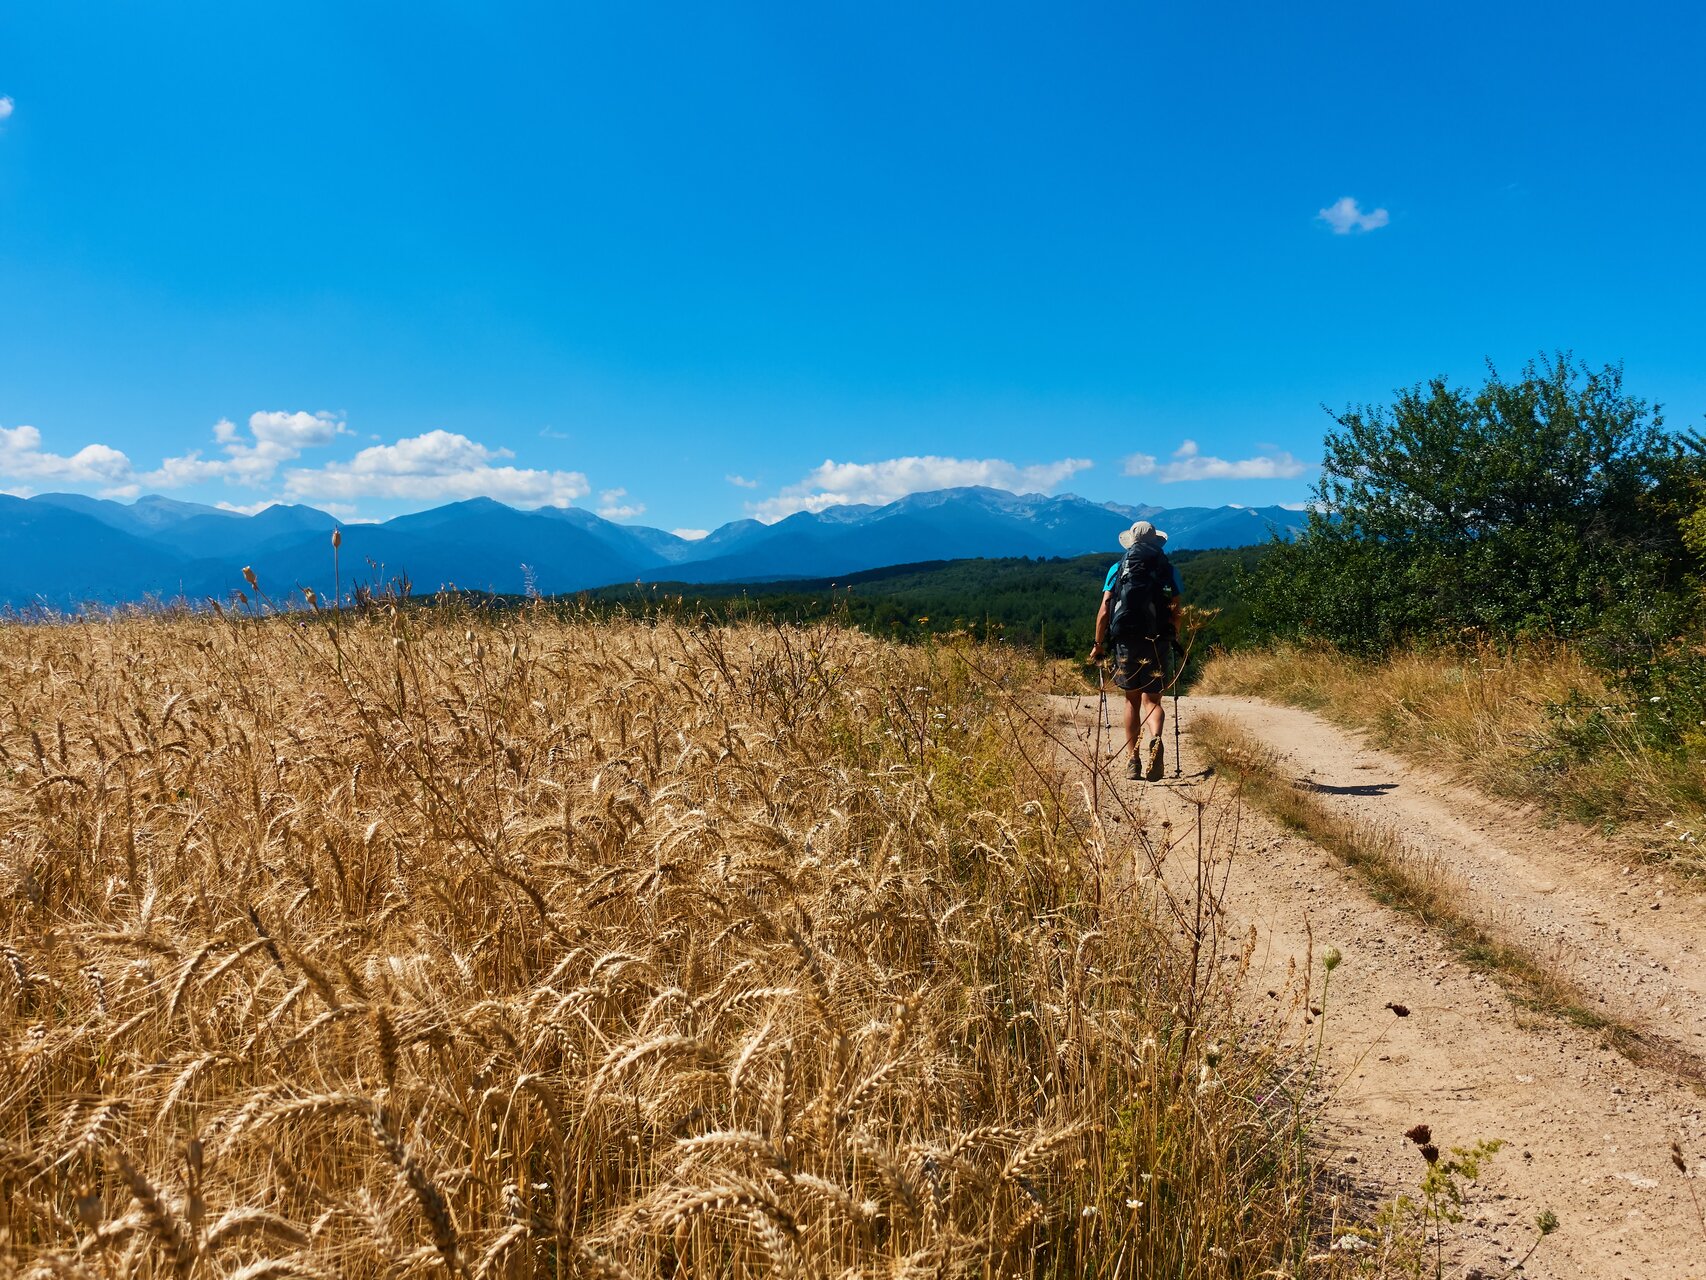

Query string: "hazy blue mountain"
[349, 499, 654, 594]
[32, 492, 237, 537]
[0, 488, 1306, 608]
[1147, 504, 1309, 549]
[655, 489, 1295, 583]
[0, 497, 192, 608]
[687, 518, 768, 554]
[529, 503, 688, 565]
[145, 503, 340, 558]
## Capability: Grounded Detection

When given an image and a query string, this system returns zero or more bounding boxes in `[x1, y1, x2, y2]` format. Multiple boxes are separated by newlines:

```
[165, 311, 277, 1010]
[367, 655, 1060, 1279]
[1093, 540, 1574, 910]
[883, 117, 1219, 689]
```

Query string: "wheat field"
[1, 603, 1330, 1278]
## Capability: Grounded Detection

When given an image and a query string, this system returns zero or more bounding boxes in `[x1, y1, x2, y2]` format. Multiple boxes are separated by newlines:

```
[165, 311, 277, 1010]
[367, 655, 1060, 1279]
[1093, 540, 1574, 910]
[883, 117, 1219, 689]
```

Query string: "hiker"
[1088, 520, 1182, 781]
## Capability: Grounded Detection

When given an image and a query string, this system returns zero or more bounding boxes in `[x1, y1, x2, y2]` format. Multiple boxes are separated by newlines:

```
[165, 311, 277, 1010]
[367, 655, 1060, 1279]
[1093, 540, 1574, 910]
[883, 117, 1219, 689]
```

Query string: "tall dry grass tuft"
[2, 603, 1338, 1277]
[1200, 640, 1706, 871]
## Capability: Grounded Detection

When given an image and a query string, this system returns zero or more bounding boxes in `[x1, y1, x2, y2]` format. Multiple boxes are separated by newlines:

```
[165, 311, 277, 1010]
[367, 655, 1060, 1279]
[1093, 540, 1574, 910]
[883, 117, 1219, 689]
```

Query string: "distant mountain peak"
[0, 486, 1304, 608]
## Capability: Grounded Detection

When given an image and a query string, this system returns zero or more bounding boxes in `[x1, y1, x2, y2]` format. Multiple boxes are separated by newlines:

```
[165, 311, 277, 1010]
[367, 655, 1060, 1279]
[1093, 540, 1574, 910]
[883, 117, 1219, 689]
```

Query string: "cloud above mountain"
[751, 454, 1093, 523]
[0, 424, 135, 497]
[0, 415, 602, 517]
[147, 411, 349, 489]
[283, 429, 591, 507]
[1124, 440, 1307, 482]
[597, 487, 645, 519]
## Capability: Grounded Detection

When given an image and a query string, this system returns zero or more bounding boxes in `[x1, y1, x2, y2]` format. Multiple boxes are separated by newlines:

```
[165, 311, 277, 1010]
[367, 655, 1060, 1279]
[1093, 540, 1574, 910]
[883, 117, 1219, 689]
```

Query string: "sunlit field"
[2, 604, 1341, 1278]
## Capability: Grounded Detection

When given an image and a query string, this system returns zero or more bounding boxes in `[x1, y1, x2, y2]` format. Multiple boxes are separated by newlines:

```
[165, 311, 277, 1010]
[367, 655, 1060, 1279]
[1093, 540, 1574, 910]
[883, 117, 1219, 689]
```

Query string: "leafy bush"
[1247, 354, 1694, 654]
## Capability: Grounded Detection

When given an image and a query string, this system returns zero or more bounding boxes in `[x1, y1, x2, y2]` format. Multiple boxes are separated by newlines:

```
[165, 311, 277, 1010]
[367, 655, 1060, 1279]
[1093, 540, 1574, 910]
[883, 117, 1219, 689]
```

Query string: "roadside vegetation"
[1224, 354, 1706, 861]
[1, 604, 1380, 1278]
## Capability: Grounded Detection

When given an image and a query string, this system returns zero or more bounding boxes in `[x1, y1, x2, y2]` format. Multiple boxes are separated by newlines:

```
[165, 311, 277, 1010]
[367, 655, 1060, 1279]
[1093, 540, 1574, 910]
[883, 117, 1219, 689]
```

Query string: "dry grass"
[1198, 641, 1706, 872]
[1191, 712, 1706, 1089]
[0, 603, 1374, 1278]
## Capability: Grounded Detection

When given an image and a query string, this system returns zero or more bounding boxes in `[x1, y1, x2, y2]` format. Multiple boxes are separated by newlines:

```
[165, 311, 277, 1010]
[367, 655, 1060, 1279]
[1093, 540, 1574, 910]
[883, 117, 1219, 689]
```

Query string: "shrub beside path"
[1048, 692, 1706, 1280]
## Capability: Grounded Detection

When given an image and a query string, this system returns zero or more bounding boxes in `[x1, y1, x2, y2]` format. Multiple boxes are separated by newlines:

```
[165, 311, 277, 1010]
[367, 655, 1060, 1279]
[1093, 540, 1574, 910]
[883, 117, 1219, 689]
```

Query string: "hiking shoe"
[1123, 754, 1144, 781]
[1143, 736, 1165, 782]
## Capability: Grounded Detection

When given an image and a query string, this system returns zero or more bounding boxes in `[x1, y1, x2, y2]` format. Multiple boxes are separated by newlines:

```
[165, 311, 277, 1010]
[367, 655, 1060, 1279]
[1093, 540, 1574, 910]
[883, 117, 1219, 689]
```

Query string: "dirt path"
[1046, 693, 1706, 1280]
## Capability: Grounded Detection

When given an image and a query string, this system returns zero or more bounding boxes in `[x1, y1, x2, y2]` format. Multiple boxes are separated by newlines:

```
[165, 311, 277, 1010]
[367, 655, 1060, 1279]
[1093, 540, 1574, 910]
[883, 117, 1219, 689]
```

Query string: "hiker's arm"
[1089, 593, 1112, 661]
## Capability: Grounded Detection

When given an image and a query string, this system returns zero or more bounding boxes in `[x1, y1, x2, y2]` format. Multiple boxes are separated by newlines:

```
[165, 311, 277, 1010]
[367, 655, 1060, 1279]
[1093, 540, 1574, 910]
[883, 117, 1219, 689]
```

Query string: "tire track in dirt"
[1192, 694, 1706, 1057]
[1046, 693, 1706, 1280]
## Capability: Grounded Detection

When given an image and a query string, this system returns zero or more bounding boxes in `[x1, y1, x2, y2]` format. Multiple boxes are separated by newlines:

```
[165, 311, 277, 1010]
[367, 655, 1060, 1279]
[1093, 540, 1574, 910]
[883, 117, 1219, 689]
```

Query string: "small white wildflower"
[1080, 1205, 1098, 1218]
[1650, 695, 1662, 702]
[1125, 1198, 1144, 1209]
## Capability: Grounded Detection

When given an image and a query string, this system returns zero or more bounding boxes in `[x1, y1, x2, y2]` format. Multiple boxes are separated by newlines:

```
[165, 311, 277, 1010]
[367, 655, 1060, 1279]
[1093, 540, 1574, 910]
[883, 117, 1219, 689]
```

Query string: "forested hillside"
[584, 544, 1267, 662]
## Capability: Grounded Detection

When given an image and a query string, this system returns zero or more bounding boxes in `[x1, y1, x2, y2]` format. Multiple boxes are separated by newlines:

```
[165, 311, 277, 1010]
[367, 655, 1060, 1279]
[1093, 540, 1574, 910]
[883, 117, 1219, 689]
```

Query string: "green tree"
[1249, 355, 1688, 652]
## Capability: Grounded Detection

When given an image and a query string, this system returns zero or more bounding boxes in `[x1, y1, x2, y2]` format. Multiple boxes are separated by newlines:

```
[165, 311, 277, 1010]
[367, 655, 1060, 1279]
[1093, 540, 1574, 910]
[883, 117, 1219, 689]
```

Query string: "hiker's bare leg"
[1140, 691, 1164, 742]
[1122, 691, 1142, 759]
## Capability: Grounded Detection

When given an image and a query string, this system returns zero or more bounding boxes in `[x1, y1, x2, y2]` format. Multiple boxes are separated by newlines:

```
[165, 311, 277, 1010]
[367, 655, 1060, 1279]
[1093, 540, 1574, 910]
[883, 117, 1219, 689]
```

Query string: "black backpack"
[1108, 547, 1174, 643]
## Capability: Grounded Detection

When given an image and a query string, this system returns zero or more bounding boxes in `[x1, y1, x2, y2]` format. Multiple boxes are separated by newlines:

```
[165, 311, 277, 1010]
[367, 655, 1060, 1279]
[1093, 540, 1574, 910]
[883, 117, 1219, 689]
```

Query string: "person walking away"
[1088, 521, 1182, 781]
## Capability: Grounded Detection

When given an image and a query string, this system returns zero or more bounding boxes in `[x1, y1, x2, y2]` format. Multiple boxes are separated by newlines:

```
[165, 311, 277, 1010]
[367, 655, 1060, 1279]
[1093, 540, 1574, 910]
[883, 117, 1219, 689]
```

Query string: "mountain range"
[1, 487, 1309, 610]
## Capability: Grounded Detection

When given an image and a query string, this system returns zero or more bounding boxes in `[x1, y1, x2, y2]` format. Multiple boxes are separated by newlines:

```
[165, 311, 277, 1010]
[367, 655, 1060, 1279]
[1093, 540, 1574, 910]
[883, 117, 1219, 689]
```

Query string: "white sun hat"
[1118, 520, 1168, 550]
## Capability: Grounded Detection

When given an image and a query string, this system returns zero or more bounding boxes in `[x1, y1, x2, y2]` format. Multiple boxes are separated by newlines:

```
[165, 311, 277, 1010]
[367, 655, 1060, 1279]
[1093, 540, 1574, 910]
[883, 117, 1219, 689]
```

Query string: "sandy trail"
[1045, 693, 1706, 1280]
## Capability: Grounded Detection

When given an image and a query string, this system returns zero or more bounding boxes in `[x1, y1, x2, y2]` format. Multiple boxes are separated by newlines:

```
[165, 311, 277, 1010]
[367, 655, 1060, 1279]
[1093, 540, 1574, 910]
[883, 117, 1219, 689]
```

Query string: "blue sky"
[2, 2, 1702, 534]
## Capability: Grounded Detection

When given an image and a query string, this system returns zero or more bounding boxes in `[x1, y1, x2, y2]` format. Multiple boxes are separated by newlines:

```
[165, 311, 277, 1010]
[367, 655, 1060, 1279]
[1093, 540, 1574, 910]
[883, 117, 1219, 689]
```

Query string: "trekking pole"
[1097, 663, 1111, 735]
[1171, 638, 1185, 779]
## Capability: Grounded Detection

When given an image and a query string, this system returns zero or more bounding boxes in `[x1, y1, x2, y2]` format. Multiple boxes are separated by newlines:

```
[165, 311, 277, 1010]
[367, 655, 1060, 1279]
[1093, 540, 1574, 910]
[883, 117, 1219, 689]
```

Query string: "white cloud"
[751, 454, 1093, 523]
[148, 410, 347, 488]
[597, 487, 645, 519]
[283, 429, 591, 507]
[0, 97, 13, 123]
[726, 473, 760, 489]
[1151, 439, 1308, 482]
[248, 410, 346, 449]
[1122, 452, 1157, 477]
[0, 424, 135, 494]
[1317, 196, 1389, 235]
[672, 527, 710, 541]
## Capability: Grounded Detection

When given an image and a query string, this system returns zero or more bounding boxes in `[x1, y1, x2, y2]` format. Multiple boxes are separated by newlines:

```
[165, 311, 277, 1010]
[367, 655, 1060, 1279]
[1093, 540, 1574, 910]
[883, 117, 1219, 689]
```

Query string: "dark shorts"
[1111, 638, 1170, 695]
